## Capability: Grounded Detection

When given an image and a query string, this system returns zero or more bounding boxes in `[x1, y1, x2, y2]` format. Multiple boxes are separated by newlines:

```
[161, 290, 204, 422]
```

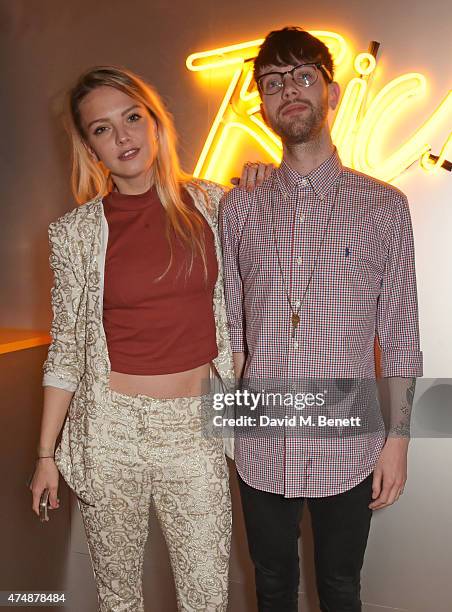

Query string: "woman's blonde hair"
[66, 65, 206, 278]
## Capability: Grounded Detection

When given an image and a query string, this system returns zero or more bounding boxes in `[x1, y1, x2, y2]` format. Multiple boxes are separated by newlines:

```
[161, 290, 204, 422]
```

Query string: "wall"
[0, 347, 71, 599]
[1, 0, 450, 610]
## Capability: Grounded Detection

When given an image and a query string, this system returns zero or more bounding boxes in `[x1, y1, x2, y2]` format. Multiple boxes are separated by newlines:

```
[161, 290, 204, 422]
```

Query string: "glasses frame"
[257, 62, 333, 95]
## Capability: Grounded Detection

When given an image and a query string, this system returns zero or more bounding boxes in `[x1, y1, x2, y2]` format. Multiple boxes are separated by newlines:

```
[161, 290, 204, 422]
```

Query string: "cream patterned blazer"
[43, 179, 234, 506]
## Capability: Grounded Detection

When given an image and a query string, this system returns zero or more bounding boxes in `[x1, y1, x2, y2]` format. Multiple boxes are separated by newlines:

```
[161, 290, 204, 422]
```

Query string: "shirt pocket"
[319, 237, 383, 312]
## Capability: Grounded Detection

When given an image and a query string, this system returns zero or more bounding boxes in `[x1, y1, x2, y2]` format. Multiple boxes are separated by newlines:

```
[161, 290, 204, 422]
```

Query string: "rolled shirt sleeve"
[376, 194, 423, 377]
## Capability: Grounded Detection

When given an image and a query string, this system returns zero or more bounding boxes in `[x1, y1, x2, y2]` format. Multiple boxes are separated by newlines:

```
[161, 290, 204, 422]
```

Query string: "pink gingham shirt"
[220, 149, 423, 497]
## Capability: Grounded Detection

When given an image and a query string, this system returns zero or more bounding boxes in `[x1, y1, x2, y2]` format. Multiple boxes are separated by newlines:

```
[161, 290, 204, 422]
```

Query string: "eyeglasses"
[257, 63, 332, 95]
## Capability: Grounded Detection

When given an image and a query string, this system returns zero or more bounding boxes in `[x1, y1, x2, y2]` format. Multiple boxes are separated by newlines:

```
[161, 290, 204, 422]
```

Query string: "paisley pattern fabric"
[78, 390, 231, 612]
[42, 179, 235, 507]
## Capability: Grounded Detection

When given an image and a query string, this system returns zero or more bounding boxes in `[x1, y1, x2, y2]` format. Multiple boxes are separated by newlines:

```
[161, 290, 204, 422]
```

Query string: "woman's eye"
[93, 126, 108, 136]
[128, 113, 141, 122]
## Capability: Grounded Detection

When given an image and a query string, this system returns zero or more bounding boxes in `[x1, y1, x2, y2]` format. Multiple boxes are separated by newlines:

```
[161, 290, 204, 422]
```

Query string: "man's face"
[257, 61, 338, 145]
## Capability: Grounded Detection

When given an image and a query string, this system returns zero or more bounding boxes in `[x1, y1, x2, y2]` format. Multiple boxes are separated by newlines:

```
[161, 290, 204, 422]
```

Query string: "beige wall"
[1, 0, 451, 610]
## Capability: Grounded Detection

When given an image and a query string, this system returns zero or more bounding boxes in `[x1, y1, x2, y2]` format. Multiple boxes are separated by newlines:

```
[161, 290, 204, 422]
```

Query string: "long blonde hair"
[66, 65, 206, 277]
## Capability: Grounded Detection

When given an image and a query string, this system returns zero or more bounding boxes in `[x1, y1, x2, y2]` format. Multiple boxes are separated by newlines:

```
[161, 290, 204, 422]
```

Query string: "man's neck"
[282, 132, 335, 177]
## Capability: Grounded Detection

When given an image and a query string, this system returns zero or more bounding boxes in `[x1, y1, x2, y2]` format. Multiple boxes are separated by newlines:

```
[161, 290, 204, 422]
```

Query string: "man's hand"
[369, 437, 409, 510]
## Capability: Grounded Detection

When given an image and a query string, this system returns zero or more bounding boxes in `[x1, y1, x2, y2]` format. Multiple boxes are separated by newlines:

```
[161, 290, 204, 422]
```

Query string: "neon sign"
[186, 32, 451, 185]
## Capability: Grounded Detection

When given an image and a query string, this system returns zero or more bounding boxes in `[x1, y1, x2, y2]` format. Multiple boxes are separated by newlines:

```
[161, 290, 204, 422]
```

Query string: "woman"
[29, 65, 269, 612]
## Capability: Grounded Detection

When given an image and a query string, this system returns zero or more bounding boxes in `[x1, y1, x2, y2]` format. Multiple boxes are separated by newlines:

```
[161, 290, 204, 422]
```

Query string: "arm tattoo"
[387, 377, 416, 438]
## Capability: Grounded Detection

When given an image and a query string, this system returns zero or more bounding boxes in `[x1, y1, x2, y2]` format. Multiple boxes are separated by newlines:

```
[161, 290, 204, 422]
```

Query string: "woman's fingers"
[245, 163, 259, 190]
[264, 163, 274, 179]
[237, 162, 254, 190]
[48, 486, 60, 509]
[31, 485, 43, 516]
[32, 484, 59, 517]
[30, 462, 60, 515]
[255, 163, 267, 186]
[230, 162, 274, 189]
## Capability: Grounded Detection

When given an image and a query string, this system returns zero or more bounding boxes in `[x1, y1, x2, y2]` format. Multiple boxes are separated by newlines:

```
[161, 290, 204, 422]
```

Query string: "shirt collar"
[274, 147, 343, 199]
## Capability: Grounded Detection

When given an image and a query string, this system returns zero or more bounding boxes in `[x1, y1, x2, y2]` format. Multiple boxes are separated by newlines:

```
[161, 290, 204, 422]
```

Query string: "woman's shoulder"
[184, 178, 229, 206]
[49, 196, 103, 235]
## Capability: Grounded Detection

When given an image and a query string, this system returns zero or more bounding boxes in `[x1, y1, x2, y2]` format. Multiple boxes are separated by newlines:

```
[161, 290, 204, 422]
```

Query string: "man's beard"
[271, 97, 328, 145]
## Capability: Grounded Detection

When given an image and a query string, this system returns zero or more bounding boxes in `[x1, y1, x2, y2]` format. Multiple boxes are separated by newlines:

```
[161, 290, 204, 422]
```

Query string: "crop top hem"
[108, 349, 219, 376]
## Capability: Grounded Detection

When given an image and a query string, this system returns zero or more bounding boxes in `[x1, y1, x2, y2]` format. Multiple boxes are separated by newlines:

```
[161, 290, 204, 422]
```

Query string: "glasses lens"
[260, 74, 283, 95]
[293, 65, 318, 87]
[259, 64, 320, 94]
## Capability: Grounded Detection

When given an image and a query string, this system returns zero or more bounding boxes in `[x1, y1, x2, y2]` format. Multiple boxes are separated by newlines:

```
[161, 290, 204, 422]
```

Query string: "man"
[220, 27, 422, 612]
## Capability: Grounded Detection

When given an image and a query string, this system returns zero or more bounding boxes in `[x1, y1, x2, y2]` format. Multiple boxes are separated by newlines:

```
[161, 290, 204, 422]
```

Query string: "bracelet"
[37, 456, 55, 459]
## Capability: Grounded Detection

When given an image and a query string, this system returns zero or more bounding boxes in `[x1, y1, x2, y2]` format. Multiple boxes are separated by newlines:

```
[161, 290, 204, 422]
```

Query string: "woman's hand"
[230, 162, 274, 191]
[30, 386, 74, 519]
[30, 458, 60, 520]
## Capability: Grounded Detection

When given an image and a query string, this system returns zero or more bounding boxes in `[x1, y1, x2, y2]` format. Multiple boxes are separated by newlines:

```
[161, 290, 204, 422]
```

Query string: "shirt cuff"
[42, 373, 78, 393]
[381, 350, 423, 377]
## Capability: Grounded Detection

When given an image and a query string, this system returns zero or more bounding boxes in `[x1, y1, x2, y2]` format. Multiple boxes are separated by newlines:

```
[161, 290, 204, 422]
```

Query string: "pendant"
[291, 313, 300, 339]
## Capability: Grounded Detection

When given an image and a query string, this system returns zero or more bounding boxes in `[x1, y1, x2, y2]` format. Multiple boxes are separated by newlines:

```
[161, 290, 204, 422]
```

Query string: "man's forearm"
[377, 376, 416, 438]
[233, 352, 246, 381]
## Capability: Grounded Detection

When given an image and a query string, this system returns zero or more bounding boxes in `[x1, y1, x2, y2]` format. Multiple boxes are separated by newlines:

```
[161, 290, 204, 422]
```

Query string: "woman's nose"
[116, 130, 131, 145]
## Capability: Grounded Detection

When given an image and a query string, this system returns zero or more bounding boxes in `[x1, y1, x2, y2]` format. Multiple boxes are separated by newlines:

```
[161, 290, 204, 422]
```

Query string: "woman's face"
[79, 85, 158, 194]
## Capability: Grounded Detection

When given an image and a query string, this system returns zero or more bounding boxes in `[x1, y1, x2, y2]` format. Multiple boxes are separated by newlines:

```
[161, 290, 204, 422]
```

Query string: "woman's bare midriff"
[108, 362, 211, 398]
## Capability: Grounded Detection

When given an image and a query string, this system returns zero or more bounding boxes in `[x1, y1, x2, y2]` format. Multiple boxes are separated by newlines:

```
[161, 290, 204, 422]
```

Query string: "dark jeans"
[237, 471, 373, 612]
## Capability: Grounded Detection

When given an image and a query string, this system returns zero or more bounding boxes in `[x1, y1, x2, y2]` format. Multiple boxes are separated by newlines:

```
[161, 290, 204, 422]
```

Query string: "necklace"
[270, 178, 340, 339]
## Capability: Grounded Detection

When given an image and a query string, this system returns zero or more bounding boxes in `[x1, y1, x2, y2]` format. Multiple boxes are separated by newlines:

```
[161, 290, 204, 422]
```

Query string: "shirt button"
[296, 256, 303, 265]
[319, 194, 324, 201]
[293, 341, 299, 350]
[300, 212, 305, 222]
[301, 178, 308, 186]
[294, 300, 301, 308]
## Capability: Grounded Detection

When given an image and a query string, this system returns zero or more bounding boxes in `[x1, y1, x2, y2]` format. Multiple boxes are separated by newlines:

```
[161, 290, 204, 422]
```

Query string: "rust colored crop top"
[102, 185, 218, 375]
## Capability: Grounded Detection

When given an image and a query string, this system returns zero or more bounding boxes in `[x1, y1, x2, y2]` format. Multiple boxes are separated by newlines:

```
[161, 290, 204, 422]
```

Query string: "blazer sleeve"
[188, 178, 228, 223]
[42, 220, 84, 392]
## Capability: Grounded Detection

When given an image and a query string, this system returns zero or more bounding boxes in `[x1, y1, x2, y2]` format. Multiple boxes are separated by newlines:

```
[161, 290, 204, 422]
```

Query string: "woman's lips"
[118, 148, 140, 161]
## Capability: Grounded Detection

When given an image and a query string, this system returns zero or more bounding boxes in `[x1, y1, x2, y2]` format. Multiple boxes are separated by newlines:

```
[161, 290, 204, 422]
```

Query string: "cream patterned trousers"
[77, 390, 232, 612]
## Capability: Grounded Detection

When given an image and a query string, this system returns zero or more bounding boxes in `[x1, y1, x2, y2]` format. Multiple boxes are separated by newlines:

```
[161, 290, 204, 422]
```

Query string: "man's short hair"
[254, 27, 334, 84]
